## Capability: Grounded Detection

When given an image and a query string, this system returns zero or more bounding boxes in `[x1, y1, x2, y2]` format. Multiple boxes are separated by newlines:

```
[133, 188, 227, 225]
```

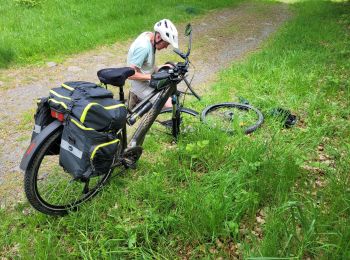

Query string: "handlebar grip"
[173, 48, 186, 59]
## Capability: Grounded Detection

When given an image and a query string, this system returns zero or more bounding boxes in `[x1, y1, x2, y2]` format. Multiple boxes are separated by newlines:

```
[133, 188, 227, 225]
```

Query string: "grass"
[0, 0, 242, 68]
[1, 0, 350, 258]
[17, 108, 36, 131]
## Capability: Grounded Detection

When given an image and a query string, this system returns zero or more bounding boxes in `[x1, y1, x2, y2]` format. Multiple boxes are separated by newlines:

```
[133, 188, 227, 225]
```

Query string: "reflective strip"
[71, 118, 94, 130]
[48, 98, 68, 109]
[49, 90, 72, 100]
[90, 139, 119, 160]
[80, 103, 125, 123]
[61, 139, 83, 159]
[105, 104, 126, 110]
[33, 124, 41, 134]
[80, 103, 98, 123]
[61, 83, 74, 91]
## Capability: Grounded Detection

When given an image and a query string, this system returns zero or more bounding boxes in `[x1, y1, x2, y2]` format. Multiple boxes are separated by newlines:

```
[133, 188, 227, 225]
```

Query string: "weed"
[0, 46, 15, 68]
[0, 0, 243, 68]
[14, 0, 43, 8]
[17, 108, 36, 131]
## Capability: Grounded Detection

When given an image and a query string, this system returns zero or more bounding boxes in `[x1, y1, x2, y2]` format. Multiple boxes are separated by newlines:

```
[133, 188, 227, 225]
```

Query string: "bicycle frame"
[116, 82, 177, 151]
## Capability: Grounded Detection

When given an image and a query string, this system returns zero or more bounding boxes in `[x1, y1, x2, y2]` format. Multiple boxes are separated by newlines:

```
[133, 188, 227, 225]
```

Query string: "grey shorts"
[127, 91, 141, 111]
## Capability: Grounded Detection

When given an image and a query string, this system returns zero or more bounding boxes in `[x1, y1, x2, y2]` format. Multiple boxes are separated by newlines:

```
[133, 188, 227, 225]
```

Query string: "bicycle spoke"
[201, 103, 264, 134]
[25, 130, 114, 215]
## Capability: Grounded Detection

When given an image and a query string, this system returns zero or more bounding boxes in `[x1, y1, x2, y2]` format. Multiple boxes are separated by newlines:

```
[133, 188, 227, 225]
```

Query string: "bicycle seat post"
[119, 85, 125, 103]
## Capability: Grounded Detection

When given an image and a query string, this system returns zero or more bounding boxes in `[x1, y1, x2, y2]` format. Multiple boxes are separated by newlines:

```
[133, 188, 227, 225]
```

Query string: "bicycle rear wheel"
[201, 102, 264, 134]
[24, 130, 114, 215]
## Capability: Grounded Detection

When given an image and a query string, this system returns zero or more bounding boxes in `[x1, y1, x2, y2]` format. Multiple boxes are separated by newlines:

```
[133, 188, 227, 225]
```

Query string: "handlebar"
[173, 49, 187, 60]
[170, 24, 200, 100]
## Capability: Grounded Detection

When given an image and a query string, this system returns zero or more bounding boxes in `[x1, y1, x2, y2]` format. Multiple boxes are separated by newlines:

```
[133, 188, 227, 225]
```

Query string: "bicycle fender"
[20, 120, 63, 171]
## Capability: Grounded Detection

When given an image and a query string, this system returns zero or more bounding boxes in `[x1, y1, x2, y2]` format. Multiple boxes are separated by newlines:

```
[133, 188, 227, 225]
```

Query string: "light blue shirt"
[127, 32, 155, 99]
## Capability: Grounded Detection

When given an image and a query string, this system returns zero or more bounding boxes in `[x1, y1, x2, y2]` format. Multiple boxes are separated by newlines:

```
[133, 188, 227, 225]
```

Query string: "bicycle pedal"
[122, 160, 137, 169]
[122, 146, 143, 169]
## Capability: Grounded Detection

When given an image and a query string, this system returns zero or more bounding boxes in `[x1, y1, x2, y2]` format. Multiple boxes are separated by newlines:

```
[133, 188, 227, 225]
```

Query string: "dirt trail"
[0, 1, 290, 207]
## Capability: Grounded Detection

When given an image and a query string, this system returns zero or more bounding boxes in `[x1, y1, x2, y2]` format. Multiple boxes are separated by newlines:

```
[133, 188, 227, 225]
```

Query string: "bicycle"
[20, 24, 200, 216]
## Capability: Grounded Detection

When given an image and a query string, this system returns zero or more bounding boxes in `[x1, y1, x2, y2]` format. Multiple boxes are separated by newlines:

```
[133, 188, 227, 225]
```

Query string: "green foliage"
[14, 0, 43, 8]
[0, 46, 15, 68]
[0, 0, 242, 68]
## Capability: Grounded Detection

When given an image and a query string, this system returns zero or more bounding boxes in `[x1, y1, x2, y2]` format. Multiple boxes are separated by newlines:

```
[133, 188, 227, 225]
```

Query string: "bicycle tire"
[201, 102, 264, 134]
[155, 107, 199, 136]
[24, 129, 114, 216]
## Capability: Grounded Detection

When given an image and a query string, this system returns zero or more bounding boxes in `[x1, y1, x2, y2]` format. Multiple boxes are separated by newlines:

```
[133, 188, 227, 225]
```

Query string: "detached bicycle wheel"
[24, 130, 114, 216]
[201, 102, 264, 134]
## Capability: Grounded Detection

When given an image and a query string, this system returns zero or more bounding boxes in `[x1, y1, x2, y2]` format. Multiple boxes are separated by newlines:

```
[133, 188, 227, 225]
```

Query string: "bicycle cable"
[181, 62, 196, 107]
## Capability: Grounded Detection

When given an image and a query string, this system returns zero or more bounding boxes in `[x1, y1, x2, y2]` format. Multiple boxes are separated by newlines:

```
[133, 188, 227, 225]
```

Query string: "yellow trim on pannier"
[71, 118, 95, 131]
[49, 90, 72, 100]
[48, 98, 68, 109]
[80, 103, 126, 123]
[90, 139, 120, 160]
[61, 83, 74, 91]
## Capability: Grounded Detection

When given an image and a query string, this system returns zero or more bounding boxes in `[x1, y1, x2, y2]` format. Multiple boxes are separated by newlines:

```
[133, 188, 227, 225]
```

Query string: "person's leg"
[149, 93, 172, 109]
[164, 97, 172, 108]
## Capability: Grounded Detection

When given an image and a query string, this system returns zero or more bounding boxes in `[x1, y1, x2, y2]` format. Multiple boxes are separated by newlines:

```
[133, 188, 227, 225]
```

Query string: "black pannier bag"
[45, 81, 127, 179]
[48, 81, 110, 113]
[71, 96, 126, 131]
[31, 97, 54, 141]
[48, 81, 127, 131]
[59, 117, 120, 179]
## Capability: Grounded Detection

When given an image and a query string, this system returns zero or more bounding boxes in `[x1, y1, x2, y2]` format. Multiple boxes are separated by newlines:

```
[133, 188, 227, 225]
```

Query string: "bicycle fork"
[171, 94, 180, 139]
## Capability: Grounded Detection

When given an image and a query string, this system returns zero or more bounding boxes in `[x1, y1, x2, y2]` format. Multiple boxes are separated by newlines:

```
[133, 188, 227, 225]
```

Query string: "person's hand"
[158, 62, 175, 72]
[164, 61, 176, 68]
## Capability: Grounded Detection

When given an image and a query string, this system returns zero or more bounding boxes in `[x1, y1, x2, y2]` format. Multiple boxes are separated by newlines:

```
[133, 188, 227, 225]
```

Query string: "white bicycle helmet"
[154, 19, 179, 49]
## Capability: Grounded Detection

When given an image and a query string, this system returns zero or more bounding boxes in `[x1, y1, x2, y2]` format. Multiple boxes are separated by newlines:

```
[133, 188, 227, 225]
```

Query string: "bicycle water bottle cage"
[97, 67, 135, 87]
[150, 71, 171, 90]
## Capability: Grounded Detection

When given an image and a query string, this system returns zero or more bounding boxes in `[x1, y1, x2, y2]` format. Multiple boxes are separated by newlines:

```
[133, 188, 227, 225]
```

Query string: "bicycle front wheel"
[201, 102, 264, 134]
[24, 130, 114, 216]
[155, 107, 199, 136]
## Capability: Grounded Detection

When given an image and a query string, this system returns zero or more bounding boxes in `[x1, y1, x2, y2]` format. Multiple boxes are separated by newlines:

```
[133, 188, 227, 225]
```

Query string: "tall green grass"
[0, 0, 349, 259]
[0, 0, 241, 68]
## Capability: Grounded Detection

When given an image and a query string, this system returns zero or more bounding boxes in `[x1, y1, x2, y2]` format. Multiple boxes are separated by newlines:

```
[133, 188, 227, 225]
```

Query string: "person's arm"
[128, 65, 152, 81]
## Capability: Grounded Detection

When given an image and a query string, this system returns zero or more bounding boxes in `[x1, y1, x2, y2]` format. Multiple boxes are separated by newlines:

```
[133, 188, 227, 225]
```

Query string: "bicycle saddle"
[97, 67, 135, 87]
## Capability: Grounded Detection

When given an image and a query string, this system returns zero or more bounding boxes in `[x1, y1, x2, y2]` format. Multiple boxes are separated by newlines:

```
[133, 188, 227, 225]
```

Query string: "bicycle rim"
[24, 130, 113, 215]
[201, 102, 264, 134]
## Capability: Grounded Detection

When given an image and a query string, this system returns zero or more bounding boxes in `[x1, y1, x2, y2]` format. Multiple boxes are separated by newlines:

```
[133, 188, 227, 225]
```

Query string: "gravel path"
[0, 1, 290, 208]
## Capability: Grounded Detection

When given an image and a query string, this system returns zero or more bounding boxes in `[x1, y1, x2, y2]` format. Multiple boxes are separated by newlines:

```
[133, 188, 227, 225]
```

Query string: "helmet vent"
[154, 19, 178, 48]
